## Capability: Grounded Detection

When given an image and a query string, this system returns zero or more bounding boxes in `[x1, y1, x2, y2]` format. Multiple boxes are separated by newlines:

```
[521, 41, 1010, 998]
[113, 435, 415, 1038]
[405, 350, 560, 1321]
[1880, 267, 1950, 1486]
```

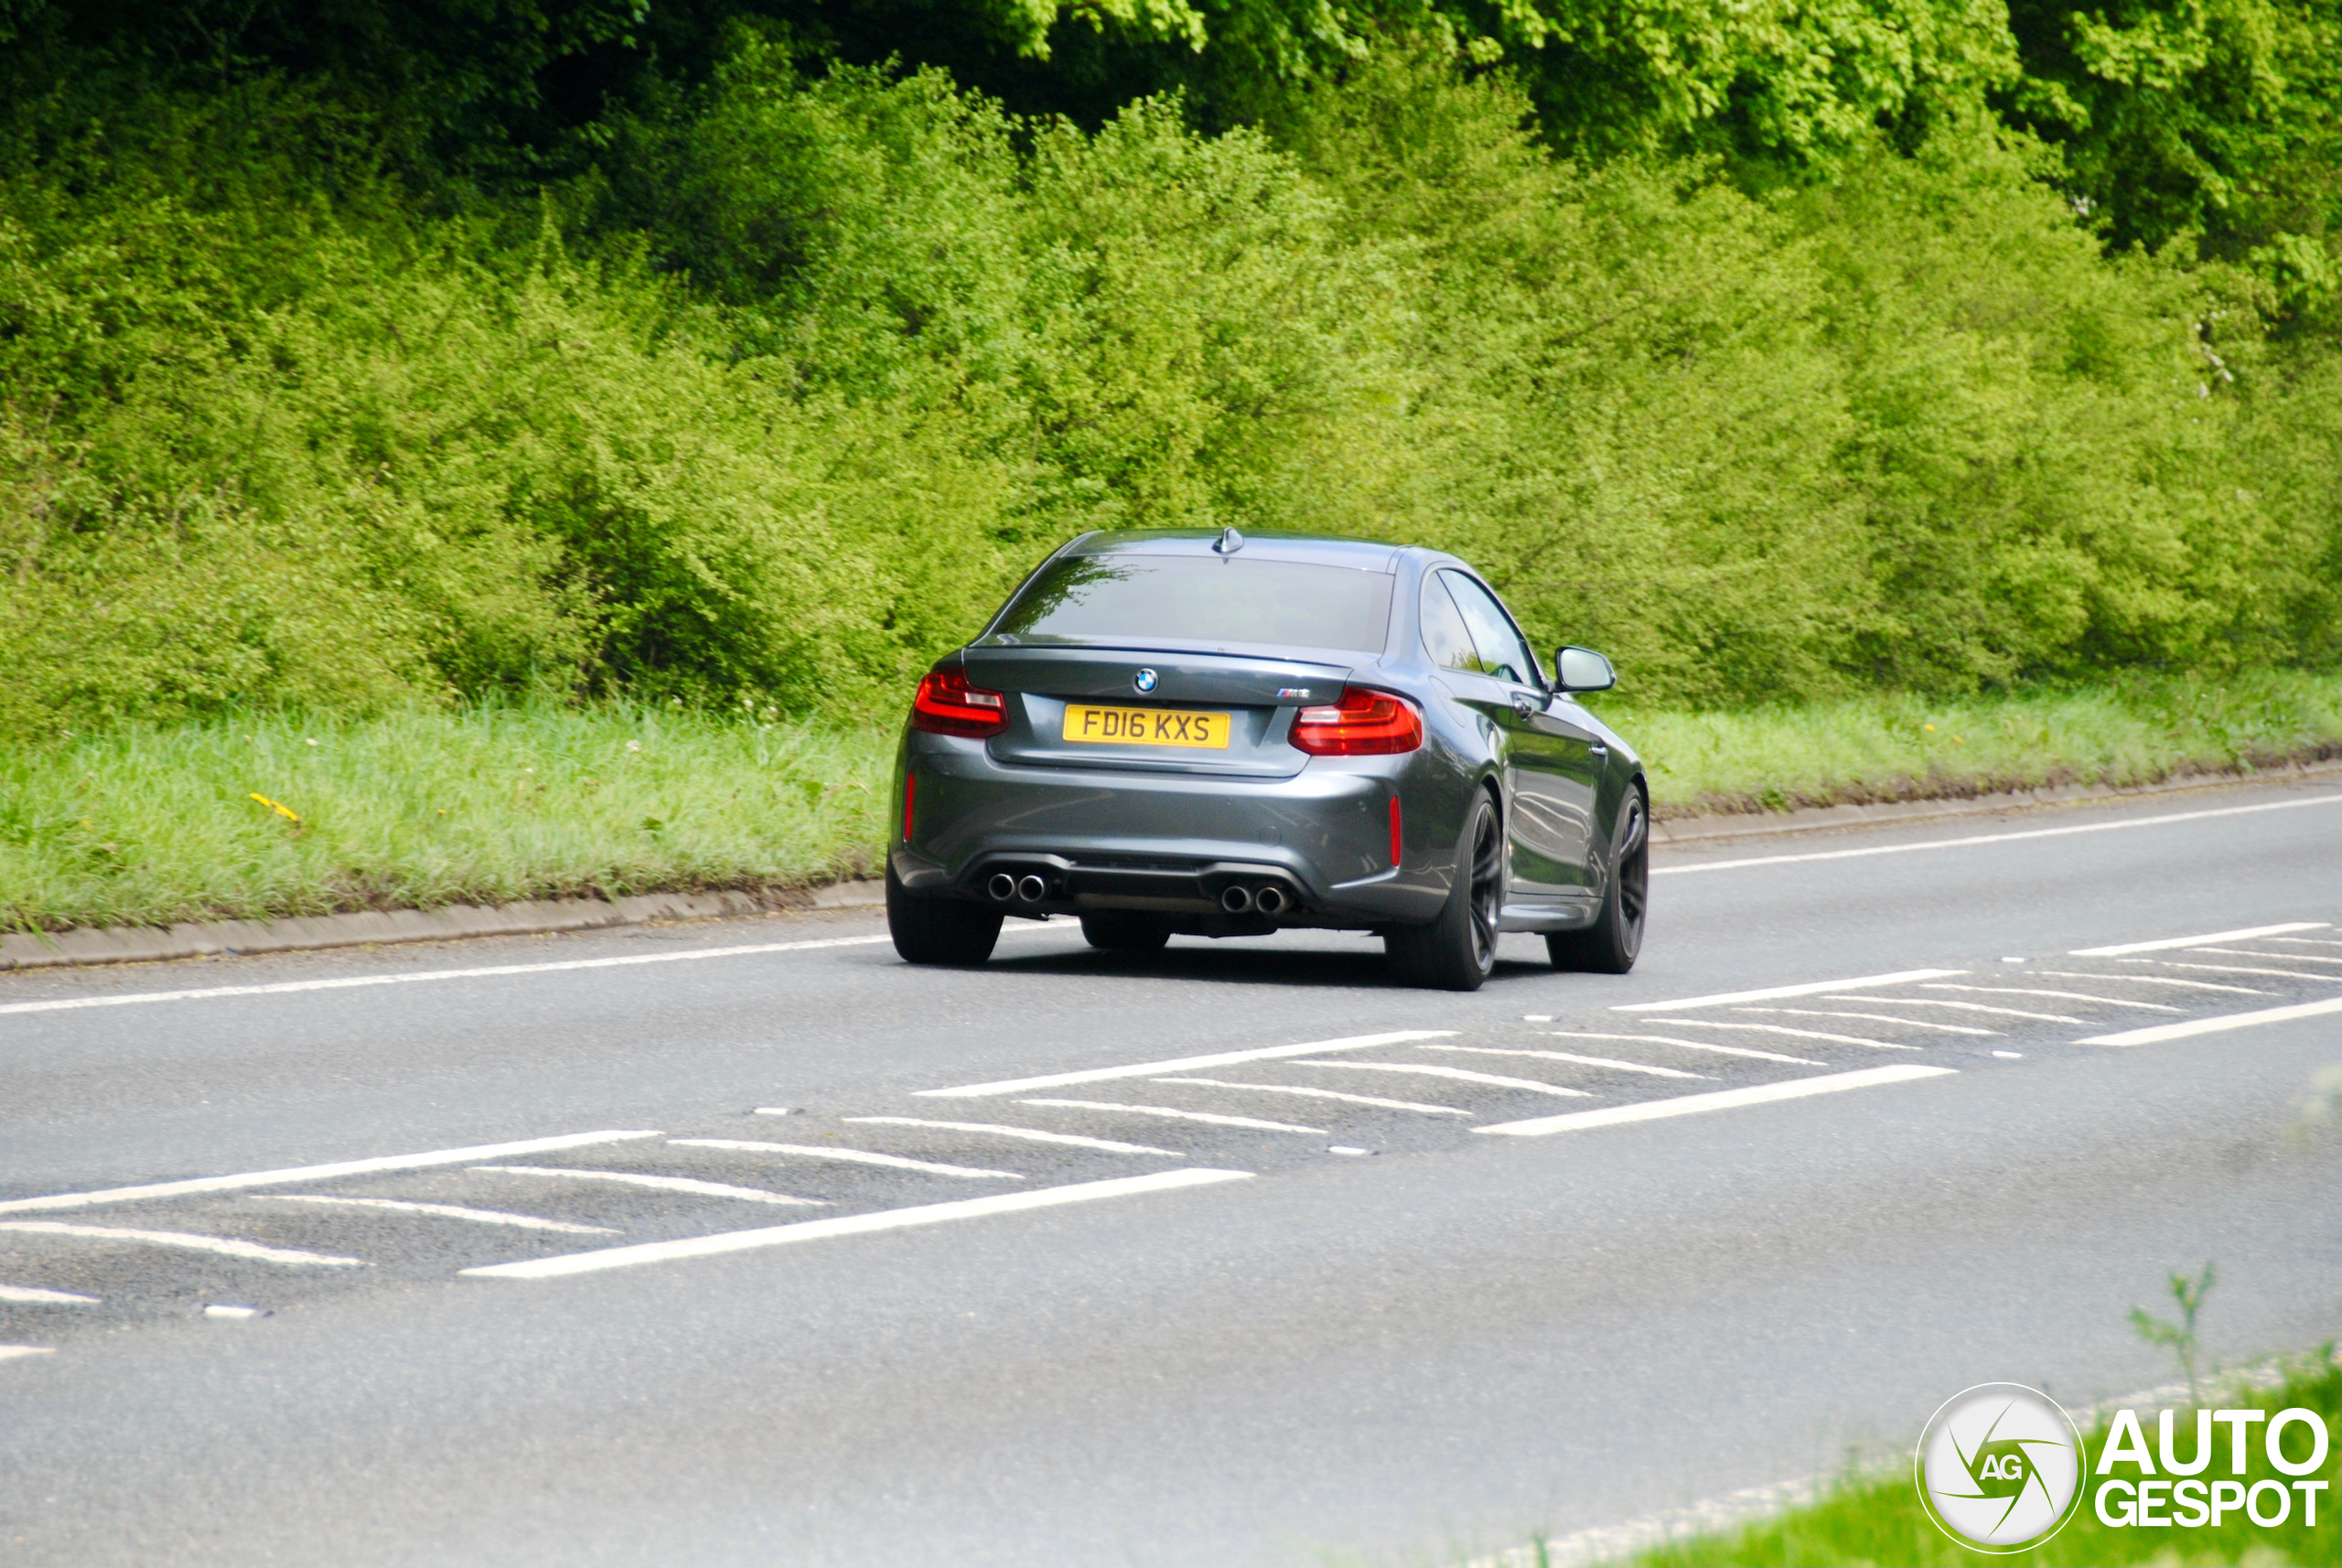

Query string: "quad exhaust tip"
[1015, 874, 1048, 904]
[986, 873, 1016, 903]
[1220, 886, 1253, 914]
[1253, 884, 1288, 916]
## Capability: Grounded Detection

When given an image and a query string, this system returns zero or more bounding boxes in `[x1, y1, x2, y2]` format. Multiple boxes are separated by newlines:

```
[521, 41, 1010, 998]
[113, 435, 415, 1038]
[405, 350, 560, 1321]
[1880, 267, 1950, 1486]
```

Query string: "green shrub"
[0, 48, 2334, 739]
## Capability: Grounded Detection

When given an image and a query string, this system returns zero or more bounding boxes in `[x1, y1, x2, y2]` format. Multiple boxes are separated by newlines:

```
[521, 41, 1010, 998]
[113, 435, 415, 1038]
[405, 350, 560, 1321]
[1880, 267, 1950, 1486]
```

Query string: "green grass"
[1599, 669, 2342, 818]
[1623, 1354, 2342, 1566]
[3, 668, 2337, 934]
[0, 702, 895, 934]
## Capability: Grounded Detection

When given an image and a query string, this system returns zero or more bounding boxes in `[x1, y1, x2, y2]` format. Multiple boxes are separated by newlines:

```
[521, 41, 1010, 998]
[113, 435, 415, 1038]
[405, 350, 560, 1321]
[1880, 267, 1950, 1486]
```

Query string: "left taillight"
[1290, 686, 1423, 756]
[909, 667, 1009, 738]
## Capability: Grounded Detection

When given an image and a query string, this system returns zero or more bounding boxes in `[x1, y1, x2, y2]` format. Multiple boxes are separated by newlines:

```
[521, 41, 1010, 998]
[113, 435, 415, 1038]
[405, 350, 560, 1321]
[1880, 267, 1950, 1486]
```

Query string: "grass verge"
[1623, 1353, 2341, 1566]
[1595, 668, 2342, 819]
[0, 703, 893, 933]
[3, 668, 2336, 934]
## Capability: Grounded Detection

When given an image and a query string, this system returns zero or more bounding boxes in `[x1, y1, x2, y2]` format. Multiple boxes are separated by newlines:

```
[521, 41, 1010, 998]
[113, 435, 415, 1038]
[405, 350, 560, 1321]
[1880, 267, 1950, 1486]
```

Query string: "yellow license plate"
[1062, 704, 1232, 749]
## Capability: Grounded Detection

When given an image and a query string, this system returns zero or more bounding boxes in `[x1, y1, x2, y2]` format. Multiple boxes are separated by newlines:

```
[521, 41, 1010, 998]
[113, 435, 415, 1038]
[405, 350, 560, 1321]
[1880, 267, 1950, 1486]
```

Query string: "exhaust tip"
[986, 873, 1016, 902]
[1253, 884, 1288, 916]
[1015, 874, 1047, 903]
[1219, 886, 1254, 914]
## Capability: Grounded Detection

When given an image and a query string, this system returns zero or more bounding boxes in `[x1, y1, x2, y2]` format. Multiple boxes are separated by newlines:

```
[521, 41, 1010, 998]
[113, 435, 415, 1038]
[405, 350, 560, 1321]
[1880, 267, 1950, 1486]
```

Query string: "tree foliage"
[1, 45, 2329, 736]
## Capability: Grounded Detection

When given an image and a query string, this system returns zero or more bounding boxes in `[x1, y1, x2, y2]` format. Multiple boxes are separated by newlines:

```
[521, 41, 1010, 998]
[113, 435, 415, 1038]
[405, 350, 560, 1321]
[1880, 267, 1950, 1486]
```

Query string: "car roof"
[1064, 530, 1409, 573]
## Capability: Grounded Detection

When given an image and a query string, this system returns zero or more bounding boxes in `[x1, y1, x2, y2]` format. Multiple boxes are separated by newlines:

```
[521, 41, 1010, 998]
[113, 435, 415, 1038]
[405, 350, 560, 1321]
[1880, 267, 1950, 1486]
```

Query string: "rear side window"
[1436, 571, 1541, 687]
[994, 554, 1395, 654]
[1421, 575, 1480, 673]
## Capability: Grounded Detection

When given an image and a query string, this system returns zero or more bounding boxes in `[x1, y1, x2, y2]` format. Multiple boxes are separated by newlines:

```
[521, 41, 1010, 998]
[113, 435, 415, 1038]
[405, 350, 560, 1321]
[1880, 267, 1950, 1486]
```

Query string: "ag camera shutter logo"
[1915, 1383, 2085, 1552]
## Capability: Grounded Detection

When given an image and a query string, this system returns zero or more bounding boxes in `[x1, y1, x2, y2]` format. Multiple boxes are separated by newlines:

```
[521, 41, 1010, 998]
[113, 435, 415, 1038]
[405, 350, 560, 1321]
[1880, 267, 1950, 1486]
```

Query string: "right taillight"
[909, 668, 1009, 737]
[1291, 687, 1423, 756]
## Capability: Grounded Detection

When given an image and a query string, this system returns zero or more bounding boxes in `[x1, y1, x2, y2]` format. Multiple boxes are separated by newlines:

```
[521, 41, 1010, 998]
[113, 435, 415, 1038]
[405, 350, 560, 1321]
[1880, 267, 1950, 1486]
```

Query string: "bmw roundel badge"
[1133, 668, 1158, 693]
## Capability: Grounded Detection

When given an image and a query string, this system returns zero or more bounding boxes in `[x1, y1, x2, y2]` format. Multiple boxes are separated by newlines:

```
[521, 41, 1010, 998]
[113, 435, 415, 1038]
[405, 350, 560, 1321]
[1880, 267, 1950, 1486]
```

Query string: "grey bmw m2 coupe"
[886, 528, 1649, 990]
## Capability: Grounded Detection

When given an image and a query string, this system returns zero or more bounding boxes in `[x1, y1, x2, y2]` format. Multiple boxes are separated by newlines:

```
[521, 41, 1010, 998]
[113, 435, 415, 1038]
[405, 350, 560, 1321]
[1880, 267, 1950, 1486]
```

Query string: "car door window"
[1439, 572, 1540, 687]
[1420, 574, 1481, 674]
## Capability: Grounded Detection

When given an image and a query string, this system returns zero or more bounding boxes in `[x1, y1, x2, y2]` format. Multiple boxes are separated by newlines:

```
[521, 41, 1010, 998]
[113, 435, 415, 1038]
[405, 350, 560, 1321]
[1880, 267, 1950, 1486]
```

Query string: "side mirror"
[1552, 646, 1616, 693]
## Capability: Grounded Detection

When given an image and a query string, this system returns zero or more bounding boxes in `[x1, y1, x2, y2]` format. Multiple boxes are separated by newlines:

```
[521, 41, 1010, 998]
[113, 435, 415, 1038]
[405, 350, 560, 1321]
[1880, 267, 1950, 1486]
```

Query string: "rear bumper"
[894, 735, 1449, 927]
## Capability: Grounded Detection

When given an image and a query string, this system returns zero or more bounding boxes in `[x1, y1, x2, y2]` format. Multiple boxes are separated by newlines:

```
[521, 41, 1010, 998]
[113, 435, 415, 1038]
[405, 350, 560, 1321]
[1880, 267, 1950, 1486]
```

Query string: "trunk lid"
[963, 646, 1352, 779]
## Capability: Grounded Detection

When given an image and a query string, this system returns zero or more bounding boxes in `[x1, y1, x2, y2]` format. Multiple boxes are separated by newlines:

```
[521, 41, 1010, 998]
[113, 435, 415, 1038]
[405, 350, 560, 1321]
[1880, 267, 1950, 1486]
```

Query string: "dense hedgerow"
[0, 43, 2334, 736]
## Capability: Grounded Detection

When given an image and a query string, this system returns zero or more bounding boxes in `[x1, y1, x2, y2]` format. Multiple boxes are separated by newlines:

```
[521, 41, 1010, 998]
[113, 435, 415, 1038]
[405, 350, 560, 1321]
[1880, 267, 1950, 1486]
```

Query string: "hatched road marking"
[473, 1166, 823, 1205]
[2070, 921, 2328, 956]
[0, 1220, 366, 1267]
[2076, 993, 2342, 1047]
[0, 1284, 101, 1304]
[842, 1117, 1186, 1156]
[459, 1169, 1255, 1281]
[917, 1031, 1455, 1099]
[1289, 1061, 1593, 1098]
[0, 1131, 663, 1216]
[671, 1140, 1023, 1180]
[1015, 1100, 1328, 1134]
[1615, 971, 1965, 1012]
[1423, 1044, 1711, 1080]
[1150, 1079, 1472, 1115]
[1476, 1065, 1957, 1137]
[253, 1196, 620, 1234]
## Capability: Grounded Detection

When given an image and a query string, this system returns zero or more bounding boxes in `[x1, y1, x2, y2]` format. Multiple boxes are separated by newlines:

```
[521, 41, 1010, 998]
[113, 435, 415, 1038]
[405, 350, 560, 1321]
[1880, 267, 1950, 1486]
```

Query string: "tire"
[886, 864, 1004, 965]
[1385, 789, 1501, 991]
[1080, 912, 1171, 952]
[1547, 784, 1647, 974]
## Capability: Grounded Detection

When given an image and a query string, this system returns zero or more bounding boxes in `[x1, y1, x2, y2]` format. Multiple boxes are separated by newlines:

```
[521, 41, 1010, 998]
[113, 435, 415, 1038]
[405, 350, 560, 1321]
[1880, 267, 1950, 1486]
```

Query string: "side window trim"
[1440, 569, 1543, 689]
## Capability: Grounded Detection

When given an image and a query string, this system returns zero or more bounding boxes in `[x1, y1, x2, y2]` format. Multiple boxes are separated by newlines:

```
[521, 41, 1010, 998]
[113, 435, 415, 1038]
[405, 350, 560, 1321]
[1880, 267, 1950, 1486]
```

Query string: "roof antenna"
[1214, 526, 1245, 554]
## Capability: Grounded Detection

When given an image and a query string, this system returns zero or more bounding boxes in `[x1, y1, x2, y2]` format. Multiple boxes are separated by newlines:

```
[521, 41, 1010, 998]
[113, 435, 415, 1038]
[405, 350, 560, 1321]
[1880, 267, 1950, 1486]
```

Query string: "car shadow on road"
[985, 940, 1557, 991]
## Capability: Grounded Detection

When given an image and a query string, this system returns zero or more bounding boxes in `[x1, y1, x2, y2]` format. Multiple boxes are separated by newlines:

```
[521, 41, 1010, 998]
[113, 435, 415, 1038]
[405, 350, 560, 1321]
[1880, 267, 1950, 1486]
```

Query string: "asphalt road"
[5, 776, 2342, 1566]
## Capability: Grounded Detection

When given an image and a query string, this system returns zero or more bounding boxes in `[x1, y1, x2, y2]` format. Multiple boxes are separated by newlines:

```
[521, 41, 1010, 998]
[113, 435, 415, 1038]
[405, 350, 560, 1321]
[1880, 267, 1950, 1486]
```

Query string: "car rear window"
[992, 554, 1394, 654]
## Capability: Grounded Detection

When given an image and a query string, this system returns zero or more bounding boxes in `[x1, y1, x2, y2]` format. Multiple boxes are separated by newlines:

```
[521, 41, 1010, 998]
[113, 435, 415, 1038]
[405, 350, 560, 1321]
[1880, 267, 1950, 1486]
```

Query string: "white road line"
[253, 1196, 619, 1234]
[0, 1220, 365, 1267]
[1151, 1079, 1471, 1116]
[1015, 1100, 1327, 1134]
[1658, 798, 2342, 879]
[0, 922, 1076, 1022]
[2186, 948, 2342, 966]
[0, 939, 902, 1018]
[1920, 983, 2180, 1012]
[1662, 1020, 1918, 1050]
[1423, 1044, 1711, 1080]
[1825, 994, 2082, 1024]
[1614, 971, 1964, 1013]
[842, 1117, 1185, 1156]
[1476, 1065, 1958, 1136]
[0, 1130, 662, 1217]
[2267, 937, 2342, 949]
[1735, 1007, 1997, 1036]
[671, 1140, 1022, 1180]
[0, 1284, 100, 1304]
[1546, 1031, 1827, 1067]
[915, 1031, 1456, 1099]
[1287, 1061, 1594, 1098]
[2078, 993, 2342, 1047]
[2034, 971, 2268, 995]
[2070, 921, 2329, 957]
[2129, 959, 2337, 982]
[461, 1168, 1254, 1280]
[2, 1346, 57, 1360]
[473, 1166, 823, 1205]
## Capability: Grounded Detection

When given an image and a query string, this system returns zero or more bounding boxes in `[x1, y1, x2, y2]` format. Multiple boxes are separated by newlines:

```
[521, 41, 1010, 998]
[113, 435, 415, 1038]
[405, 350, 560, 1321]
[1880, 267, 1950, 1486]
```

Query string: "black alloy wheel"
[1080, 912, 1172, 952]
[1386, 790, 1502, 991]
[886, 865, 1004, 965]
[1549, 786, 1647, 974]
